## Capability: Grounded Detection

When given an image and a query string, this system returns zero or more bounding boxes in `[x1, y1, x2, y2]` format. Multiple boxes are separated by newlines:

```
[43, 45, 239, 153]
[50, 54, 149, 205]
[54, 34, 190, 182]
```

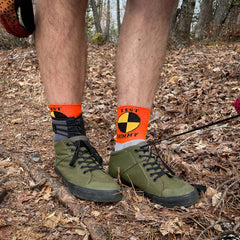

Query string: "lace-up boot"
[109, 142, 199, 207]
[53, 116, 122, 202]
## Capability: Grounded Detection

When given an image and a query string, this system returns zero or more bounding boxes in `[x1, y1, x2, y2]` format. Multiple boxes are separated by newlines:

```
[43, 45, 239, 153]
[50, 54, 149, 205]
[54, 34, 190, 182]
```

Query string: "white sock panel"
[114, 139, 145, 151]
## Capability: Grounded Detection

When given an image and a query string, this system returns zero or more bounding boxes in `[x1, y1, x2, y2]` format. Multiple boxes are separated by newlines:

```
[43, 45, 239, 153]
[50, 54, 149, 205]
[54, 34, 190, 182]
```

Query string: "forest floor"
[0, 42, 240, 240]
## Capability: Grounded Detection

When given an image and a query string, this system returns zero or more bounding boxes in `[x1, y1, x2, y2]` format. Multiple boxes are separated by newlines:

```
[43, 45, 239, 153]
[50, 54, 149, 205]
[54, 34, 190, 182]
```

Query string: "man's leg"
[117, 0, 174, 109]
[35, 0, 87, 104]
[115, 0, 176, 151]
[34, 0, 122, 202]
[109, 0, 199, 208]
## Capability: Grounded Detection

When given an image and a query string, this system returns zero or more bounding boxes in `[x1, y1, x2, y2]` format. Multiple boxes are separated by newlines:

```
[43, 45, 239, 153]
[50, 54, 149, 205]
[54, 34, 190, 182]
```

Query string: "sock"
[49, 104, 82, 119]
[49, 104, 85, 142]
[115, 105, 151, 151]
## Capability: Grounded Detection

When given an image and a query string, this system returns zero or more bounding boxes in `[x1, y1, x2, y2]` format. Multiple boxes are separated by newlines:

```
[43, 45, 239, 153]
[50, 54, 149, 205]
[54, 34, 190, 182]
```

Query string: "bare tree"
[103, 0, 111, 42]
[117, 0, 121, 36]
[195, 0, 214, 40]
[97, 0, 103, 24]
[214, 0, 230, 25]
[174, 0, 196, 46]
[215, 0, 240, 40]
[90, 0, 102, 33]
[169, 0, 180, 45]
[224, 1, 240, 28]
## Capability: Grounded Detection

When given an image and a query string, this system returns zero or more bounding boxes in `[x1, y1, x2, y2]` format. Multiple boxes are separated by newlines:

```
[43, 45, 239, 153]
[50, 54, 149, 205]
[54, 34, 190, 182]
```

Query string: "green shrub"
[91, 33, 105, 45]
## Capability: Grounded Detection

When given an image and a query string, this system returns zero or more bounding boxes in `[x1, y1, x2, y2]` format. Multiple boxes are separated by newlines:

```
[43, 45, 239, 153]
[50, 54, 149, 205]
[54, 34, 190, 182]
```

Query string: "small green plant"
[91, 32, 105, 45]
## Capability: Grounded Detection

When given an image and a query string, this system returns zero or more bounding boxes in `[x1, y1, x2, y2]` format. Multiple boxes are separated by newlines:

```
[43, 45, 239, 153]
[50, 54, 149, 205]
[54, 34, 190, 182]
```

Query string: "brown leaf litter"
[0, 42, 240, 239]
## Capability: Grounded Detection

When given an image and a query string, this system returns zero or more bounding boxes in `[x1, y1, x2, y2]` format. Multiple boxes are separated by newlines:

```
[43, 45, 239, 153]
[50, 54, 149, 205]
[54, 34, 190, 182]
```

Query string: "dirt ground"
[0, 42, 240, 240]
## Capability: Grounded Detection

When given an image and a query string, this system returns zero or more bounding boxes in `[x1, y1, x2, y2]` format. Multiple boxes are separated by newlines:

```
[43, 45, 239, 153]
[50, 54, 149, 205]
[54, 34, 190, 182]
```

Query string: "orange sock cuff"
[49, 104, 82, 118]
[116, 105, 151, 143]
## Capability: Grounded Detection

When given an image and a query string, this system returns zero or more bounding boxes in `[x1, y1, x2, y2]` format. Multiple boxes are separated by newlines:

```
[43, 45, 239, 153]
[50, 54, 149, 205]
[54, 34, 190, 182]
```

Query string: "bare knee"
[126, 0, 175, 19]
[35, 0, 88, 30]
[36, 0, 88, 18]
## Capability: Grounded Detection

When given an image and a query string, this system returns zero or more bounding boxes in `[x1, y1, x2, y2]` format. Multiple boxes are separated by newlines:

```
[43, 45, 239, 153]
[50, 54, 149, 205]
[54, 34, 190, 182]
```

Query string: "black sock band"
[52, 115, 86, 142]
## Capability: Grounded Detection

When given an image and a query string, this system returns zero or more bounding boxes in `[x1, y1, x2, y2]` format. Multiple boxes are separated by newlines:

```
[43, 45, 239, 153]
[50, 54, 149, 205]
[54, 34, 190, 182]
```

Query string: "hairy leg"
[34, 0, 88, 104]
[117, 0, 175, 109]
[34, 0, 123, 203]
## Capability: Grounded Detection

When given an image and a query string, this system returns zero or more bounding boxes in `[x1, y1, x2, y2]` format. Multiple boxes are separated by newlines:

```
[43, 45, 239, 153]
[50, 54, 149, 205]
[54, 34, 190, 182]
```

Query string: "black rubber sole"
[145, 188, 199, 208]
[55, 167, 122, 203]
[118, 177, 199, 208]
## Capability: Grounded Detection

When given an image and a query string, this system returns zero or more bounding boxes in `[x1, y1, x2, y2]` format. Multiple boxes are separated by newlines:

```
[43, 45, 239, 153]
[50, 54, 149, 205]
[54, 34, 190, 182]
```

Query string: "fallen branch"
[16, 154, 109, 240]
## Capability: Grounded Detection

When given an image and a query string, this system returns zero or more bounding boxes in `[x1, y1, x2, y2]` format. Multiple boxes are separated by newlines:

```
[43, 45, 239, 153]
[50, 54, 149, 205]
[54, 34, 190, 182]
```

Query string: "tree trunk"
[220, 1, 240, 41]
[104, 0, 111, 42]
[90, 0, 102, 33]
[195, 0, 214, 40]
[117, 0, 121, 36]
[169, 0, 180, 45]
[224, 1, 240, 27]
[214, 0, 231, 25]
[174, 0, 196, 46]
[97, 0, 103, 24]
[212, 0, 239, 41]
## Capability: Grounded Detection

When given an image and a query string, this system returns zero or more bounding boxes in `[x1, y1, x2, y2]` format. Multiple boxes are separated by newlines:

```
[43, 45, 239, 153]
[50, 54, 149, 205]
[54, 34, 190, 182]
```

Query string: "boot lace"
[68, 136, 103, 174]
[135, 141, 175, 182]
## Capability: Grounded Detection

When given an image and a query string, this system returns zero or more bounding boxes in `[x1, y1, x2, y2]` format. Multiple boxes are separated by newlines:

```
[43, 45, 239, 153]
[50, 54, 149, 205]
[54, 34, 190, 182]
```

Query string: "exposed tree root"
[17, 155, 109, 240]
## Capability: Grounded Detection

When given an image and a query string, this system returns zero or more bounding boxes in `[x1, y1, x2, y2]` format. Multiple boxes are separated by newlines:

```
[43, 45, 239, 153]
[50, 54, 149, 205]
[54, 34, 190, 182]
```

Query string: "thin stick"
[196, 199, 225, 240]
[233, 222, 240, 232]
[213, 178, 240, 212]
[173, 125, 228, 150]
[196, 178, 240, 240]
[157, 114, 240, 144]
[56, 224, 85, 230]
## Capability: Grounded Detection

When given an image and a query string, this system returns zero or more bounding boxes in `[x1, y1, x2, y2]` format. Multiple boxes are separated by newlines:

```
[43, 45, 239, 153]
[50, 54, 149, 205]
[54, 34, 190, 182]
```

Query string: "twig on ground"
[29, 178, 47, 190]
[189, 217, 206, 230]
[214, 178, 240, 212]
[197, 178, 240, 240]
[233, 222, 240, 232]
[173, 125, 229, 150]
[196, 199, 225, 240]
[216, 176, 237, 191]
[56, 224, 85, 230]
[126, 174, 141, 203]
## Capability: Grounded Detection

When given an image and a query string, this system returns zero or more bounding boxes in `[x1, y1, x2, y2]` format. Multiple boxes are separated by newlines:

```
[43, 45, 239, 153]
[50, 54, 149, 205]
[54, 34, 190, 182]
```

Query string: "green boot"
[109, 142, 199, 208]
[54, 135, 122, 202]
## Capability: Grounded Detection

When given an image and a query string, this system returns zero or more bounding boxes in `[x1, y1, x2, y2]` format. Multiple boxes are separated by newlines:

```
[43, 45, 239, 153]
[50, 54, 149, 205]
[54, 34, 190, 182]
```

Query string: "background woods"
[87, 0, 240, 45]
[0, 0, 239, 48]
[88, 0, 240, 45]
